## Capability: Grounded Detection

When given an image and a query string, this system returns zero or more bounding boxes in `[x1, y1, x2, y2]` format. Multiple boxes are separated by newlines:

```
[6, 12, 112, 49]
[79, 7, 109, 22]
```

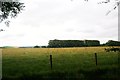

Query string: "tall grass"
[2, 47, 119, 80]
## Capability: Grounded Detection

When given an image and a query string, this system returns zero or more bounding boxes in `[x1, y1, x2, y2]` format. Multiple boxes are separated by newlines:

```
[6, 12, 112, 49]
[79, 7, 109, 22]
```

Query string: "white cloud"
[0, 0, 118, 46]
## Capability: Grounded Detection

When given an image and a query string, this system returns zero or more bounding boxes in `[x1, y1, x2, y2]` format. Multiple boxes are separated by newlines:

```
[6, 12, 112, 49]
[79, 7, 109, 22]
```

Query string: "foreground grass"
[2, 47, 119, 80]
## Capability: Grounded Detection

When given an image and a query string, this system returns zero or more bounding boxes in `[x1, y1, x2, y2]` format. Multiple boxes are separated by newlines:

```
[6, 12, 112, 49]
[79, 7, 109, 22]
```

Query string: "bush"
[34, 45, 40, 48]
[105, 40, 120, 46]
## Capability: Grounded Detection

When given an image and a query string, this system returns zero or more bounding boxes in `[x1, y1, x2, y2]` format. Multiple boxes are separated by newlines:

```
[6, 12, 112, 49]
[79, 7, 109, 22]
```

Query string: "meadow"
[2, 47, 119, 80]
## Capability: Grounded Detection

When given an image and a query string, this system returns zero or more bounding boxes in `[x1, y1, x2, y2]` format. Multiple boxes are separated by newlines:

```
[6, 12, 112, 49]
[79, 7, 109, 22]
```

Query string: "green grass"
[2, 47, 119, 80]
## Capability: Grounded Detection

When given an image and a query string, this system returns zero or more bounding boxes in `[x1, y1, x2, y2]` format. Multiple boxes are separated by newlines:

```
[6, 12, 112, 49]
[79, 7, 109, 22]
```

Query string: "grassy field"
[2, 47, 119, 80]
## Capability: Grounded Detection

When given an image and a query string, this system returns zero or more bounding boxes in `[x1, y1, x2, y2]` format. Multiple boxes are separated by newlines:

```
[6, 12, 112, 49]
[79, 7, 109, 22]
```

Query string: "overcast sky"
[0, 0, 118, 47]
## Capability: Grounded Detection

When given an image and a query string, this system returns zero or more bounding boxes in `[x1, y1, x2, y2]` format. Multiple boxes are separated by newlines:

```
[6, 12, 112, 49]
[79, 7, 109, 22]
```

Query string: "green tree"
[34, 45, 40, 48]
[105, 40, 120, 46]
[83, 40, 100, 47]
[48, 40, 85, 48]
[0, 1, 25, 27]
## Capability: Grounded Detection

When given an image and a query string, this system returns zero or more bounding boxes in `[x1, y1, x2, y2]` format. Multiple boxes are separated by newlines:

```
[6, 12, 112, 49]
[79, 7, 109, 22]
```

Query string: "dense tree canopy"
[105, 40, 120, 46]
[48, 39, 100, 48]
[0, 1, 25, 27]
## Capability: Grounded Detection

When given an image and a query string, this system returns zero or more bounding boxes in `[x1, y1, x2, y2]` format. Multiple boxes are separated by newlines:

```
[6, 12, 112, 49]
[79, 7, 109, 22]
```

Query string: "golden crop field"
[2, 47, 119, 80]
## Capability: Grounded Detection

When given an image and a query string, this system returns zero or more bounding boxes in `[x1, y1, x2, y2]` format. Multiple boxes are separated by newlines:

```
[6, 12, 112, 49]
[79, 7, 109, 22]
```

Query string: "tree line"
[47, 39, 100, 48]
[34, 39, 120, 48]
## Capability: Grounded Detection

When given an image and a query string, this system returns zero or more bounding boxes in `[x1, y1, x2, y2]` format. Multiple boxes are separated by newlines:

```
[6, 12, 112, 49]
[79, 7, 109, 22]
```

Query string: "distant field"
[2, 47, 119, 80]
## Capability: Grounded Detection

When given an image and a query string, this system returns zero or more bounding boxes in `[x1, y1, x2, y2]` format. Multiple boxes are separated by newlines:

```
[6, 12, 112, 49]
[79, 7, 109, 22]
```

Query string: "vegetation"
[48, 40, 85, 48]
[2, 47, 119, 80]
[83, 40, 100, 47]
[48, 39, 120, 48]
[48, 39, 100, 48]
[0, 1, 25, 27]
[105, 40, 120, 46]
[105, 47, 120, 52]
[34, 45, 40, 48]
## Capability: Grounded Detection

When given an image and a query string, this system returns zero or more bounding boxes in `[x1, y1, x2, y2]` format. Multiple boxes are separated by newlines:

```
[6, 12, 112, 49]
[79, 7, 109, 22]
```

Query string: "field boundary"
[0, 49, 2, 80]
